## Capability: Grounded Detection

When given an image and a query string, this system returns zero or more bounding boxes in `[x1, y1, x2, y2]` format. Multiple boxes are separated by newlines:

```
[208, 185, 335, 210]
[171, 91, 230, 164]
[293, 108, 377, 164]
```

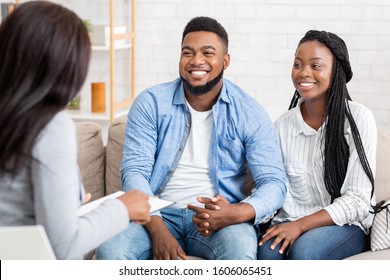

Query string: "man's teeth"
[192, 71, 207, 76]
[300, 83, 314, 86]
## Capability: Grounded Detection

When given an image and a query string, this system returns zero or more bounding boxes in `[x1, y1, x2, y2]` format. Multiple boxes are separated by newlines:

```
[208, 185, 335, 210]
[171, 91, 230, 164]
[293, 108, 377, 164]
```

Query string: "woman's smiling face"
[291, 40, 334, 103]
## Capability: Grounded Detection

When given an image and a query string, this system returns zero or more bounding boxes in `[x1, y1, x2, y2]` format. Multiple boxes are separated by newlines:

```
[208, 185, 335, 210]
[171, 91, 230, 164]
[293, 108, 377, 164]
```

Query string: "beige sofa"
[75, 116, 390, 260]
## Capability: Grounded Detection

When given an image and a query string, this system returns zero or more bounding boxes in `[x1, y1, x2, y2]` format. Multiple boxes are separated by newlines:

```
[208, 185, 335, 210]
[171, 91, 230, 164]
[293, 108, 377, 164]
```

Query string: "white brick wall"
[132, 0, 390, 131]
[2, 0, 390, 131]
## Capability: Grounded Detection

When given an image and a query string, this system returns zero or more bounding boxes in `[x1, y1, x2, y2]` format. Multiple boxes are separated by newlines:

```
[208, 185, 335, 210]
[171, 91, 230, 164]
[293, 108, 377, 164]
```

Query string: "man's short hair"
[182, 16, 228, 52]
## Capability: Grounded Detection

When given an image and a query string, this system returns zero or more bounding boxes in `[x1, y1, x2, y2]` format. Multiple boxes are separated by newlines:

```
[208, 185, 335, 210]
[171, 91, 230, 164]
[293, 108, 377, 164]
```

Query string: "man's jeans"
[96, 208, 258, 260]
[257, 224, 369, 260]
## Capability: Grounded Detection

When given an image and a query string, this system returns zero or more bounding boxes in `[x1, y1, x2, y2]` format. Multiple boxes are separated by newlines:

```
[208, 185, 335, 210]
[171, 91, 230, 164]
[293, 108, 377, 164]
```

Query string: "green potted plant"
[83, 19, 93, 33]
[67, 95, 81, 110]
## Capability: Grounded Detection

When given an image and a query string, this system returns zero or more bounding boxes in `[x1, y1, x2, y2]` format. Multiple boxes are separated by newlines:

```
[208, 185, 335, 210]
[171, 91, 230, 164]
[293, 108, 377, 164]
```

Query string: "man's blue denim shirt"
[120, 77, 286, 224]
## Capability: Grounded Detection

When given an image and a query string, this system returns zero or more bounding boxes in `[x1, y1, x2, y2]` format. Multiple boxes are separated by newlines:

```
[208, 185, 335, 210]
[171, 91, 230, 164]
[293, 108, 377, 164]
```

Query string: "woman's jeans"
[257, 224, 369, 260]
[96, 208, 258, 260]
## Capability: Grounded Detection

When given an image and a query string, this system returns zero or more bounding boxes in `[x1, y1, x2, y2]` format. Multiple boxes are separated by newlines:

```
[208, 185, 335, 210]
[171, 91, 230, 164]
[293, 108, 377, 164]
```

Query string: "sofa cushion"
[75, 121, 105, 201]
[368, 132, 390, 253]
[344, 248, 390, 260]
[375, 132, 390, 202]
[105, 116, 127, 195]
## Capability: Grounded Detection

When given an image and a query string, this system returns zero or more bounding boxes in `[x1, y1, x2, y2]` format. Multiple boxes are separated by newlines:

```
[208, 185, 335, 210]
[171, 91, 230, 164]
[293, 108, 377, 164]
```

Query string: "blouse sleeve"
[31, 111, 129, 259]
[324, 105, 377, 229]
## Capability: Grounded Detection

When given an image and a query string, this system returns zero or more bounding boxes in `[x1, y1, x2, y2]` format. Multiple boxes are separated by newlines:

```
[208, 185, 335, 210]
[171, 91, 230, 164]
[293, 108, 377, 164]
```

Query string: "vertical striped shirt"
[273, 99, 377, 233]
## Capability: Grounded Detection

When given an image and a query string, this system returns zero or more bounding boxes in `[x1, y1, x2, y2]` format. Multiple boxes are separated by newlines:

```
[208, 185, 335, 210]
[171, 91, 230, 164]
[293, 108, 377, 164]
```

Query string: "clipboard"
[78, 191, 175, 216]
[148, 196, 175, 213]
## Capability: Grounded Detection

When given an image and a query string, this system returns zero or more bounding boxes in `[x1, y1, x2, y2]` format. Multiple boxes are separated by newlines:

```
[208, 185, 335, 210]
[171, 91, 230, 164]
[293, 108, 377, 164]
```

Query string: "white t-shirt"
[160, 102, 216, 208]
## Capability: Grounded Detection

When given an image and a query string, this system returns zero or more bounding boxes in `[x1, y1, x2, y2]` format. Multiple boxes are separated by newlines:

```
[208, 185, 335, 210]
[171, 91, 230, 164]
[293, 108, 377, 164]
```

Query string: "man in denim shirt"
[97, 16, 286, 260]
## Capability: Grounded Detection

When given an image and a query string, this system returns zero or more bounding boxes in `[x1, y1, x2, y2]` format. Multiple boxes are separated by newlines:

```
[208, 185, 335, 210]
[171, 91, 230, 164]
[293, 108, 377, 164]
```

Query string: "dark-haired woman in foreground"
[0, 1, 150, 259]
[258, 30, 377, 260]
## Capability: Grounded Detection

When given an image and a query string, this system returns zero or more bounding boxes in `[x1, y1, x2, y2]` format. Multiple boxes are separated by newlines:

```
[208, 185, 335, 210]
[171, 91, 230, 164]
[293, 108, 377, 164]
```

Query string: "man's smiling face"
[179, 31, 230, 96]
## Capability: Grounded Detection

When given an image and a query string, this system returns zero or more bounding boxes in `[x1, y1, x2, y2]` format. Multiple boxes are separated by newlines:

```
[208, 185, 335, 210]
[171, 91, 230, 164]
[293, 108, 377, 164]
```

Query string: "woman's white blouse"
[273, 100, 377, 233]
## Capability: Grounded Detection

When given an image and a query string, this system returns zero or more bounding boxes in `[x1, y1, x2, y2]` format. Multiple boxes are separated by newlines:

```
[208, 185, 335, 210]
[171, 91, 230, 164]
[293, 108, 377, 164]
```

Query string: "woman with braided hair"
[258, 30, 377, 260]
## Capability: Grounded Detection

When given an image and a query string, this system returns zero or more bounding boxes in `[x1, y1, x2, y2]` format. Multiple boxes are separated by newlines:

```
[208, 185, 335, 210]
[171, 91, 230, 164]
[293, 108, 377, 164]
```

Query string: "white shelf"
[66, 108, 128, 121]
[68, 0, 136, 123]
[91, 43, 132, 51]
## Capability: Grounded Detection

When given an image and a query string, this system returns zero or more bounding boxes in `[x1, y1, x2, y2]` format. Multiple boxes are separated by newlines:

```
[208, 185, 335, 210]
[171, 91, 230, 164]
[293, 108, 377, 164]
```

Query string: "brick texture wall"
[3, 0, 390, 131]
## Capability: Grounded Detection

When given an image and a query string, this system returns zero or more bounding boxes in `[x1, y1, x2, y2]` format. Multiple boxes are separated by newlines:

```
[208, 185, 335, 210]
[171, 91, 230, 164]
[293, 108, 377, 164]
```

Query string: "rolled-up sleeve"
[245, 109, 287, 224]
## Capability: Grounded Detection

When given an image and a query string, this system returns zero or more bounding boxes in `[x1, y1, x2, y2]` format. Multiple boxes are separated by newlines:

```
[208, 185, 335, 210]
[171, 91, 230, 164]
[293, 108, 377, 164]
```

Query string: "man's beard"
[181, 68, 224, 96]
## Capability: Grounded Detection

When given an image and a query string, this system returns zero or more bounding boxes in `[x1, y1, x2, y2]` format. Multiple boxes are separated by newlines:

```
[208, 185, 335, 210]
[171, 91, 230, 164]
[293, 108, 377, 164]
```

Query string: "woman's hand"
[259, 210, 335, 255]
[82, 192, 92, 204]
[259, 221, 304, 255]
[117, 190, 151, 224]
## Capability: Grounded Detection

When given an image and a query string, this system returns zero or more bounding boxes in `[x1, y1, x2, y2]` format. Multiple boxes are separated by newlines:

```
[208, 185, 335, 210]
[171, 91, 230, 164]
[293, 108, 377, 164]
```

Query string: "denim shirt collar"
[172, 79, 186, 106]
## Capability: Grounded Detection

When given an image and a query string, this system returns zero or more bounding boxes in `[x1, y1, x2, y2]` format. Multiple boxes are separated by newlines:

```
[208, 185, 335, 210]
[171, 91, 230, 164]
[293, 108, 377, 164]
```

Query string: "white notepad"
[78, 191, 175, 216]
[148, 196, 175, 213]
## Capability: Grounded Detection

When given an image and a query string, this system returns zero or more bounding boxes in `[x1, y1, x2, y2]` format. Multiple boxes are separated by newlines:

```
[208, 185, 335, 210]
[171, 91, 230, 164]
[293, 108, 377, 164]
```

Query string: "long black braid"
[289, 30, 375, 203]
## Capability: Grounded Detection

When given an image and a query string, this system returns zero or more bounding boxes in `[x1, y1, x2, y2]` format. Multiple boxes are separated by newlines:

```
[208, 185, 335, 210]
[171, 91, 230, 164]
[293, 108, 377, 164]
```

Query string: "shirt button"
[168, 170, 173, 175]
[179, 147, 184, 152]
[186, 123, 190, 127]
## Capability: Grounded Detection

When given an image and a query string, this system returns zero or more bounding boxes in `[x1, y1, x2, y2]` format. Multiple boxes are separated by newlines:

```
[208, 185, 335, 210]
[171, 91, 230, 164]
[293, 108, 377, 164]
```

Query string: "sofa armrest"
[375, 132, 390, 202]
